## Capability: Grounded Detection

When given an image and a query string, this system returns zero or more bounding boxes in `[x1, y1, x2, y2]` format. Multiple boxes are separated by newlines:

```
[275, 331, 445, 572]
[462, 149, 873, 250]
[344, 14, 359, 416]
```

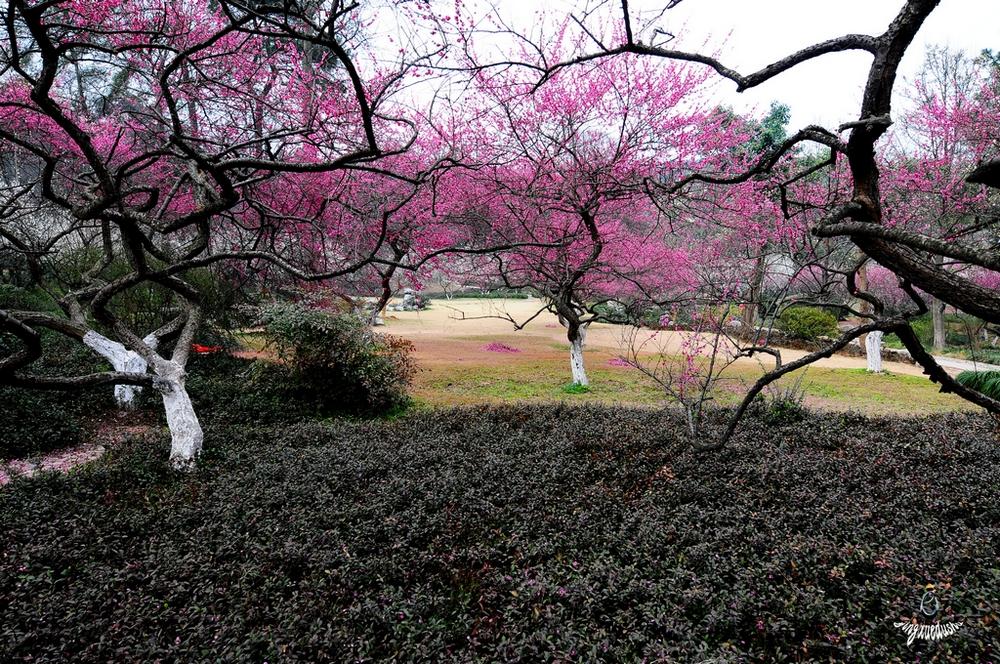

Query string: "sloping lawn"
[2, 406, 998, 662]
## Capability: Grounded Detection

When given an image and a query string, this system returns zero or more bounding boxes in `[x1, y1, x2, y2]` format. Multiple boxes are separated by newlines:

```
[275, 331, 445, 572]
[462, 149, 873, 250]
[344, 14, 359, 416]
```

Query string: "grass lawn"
[407, 338, 974, 415]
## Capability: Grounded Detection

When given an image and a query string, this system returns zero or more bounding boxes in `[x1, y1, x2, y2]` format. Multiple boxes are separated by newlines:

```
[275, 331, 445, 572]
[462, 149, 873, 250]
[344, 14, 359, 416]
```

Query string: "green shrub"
[964, 348, 1000, 364]
[183, 353, 338, 424]
[259, 302, 416, 415]
[955, 370, 1000, 400]
[0, 284, 57, 312]
[748, 375, 809, 426]
[182, 353, 283, 422]
[778, 306, 839, 340]
[1, 407, 997, 661]
[887, 312, 998, 353]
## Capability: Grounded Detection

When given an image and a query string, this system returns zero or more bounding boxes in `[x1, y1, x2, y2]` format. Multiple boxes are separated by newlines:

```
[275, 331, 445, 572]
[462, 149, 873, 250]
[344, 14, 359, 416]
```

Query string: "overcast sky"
[461, 0, 999, 130]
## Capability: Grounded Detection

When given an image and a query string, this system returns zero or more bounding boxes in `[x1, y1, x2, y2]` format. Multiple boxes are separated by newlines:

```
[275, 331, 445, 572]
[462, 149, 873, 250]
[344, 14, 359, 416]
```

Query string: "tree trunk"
[156, 362, 203, 469]
[932, 298, 946, 352]
[745, 251, 766, 333]
[856, 262, 870, 352]
[866, 330, 884, 373]
[83, 330, 157, 408]
[568, 324, 589, 386]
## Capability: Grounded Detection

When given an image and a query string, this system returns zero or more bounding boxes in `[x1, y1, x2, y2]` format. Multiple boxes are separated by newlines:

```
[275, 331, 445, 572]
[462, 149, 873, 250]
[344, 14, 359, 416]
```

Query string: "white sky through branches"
[466, 0, 999, 130]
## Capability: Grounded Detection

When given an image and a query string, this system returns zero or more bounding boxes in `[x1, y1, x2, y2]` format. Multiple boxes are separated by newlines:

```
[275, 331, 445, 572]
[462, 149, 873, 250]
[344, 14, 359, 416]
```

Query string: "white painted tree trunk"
[569, 326, 589, 386]
[156, 362, 203, 469]
[866, 330, 884, 373]
[82, 331, 158, 408]
[83, 330, 202, 467]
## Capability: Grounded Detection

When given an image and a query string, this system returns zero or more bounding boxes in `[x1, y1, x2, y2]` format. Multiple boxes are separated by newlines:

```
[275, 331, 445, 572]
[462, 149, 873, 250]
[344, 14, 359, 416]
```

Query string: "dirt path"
[0, 422, 152, 487]
[931, 356, 1000, 373]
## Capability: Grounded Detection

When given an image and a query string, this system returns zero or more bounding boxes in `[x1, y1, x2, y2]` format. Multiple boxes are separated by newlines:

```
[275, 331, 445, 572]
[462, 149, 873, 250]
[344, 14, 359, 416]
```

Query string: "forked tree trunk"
[866, 330, 884, 373]
[84, 330, 203, 467]
[83, 330, 157, 408]
[568, 324, 589, 386]
[156, 362, 203, 469]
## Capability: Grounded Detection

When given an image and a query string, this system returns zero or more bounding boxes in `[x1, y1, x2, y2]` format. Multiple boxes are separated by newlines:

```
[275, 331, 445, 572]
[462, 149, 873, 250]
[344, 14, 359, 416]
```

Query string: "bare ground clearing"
[382, 297, 973, 414]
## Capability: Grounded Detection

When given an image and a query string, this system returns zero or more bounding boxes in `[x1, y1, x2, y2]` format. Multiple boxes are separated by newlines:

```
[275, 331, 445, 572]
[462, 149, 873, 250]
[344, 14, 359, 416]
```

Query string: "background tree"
[892, 46, 995, 352]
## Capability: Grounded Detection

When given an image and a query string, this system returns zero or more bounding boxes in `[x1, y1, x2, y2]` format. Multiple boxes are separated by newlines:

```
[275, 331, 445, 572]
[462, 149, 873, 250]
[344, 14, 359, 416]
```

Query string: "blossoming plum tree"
[447, 30, 749, 386]
[0, 0, 455, 467]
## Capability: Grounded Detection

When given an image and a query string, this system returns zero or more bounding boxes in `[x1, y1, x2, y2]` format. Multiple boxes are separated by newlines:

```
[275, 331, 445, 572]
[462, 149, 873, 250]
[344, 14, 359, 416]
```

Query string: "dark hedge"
[0, 331, 118, 459]
[2, 406, 999, 662]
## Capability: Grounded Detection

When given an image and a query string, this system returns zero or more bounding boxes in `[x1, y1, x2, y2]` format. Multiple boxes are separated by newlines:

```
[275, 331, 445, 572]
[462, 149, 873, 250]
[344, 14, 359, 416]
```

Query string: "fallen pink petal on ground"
[482, 342, 522, 353]
[1, 424, 152, 487]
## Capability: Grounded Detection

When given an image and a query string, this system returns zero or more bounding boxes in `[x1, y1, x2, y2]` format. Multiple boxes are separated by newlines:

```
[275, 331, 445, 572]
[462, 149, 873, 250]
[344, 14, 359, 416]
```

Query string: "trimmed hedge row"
[2, 406, 999, 662]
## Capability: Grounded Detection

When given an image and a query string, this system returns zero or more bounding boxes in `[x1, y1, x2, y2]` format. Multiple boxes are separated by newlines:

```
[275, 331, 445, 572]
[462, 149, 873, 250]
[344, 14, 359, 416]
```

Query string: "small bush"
[182, 353, 294, 424]
[260, 302, 416, 415]
[748, 374, 809, 426]
[778, 306, 839, 341]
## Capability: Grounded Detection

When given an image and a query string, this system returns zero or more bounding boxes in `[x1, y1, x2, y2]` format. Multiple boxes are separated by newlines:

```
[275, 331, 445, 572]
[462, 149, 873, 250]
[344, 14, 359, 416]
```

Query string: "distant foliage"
[261, 303, 416, 415]
[779, 306, 839, 341]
